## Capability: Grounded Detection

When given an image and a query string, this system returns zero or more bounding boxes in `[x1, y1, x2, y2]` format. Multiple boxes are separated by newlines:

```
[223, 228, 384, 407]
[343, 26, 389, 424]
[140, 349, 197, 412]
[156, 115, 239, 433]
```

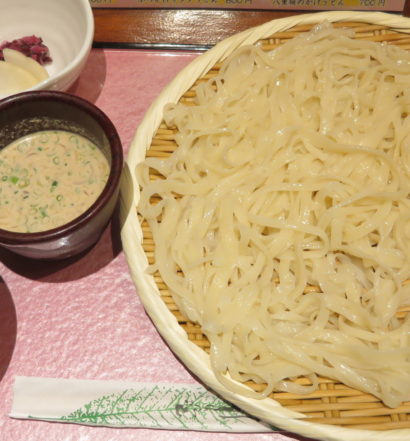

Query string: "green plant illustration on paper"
[57, 385, 274, 431]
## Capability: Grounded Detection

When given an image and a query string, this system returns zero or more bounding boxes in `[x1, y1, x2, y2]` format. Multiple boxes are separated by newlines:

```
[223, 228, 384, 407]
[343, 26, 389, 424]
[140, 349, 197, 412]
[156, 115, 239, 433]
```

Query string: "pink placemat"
[0, 49, 309, 441]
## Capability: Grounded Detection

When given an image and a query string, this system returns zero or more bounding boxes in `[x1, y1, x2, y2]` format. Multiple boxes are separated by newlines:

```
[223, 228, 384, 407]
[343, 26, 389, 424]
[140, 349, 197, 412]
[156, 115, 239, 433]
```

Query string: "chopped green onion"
[39, 207, 48, 218]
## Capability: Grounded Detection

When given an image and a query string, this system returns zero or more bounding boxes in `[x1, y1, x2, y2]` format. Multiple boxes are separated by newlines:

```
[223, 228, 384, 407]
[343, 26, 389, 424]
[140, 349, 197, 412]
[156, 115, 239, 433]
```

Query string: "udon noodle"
[137, 23, 410, 408]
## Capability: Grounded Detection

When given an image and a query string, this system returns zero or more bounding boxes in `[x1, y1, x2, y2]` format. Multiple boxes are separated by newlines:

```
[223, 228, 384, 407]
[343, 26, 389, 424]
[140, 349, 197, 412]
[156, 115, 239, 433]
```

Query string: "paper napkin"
[11, 376, 278, 432]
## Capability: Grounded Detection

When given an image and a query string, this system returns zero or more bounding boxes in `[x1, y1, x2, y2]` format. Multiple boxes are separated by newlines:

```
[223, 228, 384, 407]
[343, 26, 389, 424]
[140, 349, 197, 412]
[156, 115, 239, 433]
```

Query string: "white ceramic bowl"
[0, 0, 94, 98]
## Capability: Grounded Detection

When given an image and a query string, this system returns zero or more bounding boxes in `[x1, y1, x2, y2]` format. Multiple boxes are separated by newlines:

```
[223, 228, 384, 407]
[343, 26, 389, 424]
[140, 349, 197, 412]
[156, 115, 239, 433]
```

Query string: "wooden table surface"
[91, 6, 410, 49]
[92, 9, 307, 48]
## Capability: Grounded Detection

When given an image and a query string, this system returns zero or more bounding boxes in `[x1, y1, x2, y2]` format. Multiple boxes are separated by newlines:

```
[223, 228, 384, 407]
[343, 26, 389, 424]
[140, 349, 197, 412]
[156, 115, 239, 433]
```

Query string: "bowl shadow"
[0, 277, 17, 382]
[68, 48, 107, 104]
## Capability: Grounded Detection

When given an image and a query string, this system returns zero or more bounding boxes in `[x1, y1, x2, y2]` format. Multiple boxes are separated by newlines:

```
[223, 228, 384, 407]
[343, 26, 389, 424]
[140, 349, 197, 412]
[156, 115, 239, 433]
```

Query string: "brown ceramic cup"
[0, 91, 123, 260]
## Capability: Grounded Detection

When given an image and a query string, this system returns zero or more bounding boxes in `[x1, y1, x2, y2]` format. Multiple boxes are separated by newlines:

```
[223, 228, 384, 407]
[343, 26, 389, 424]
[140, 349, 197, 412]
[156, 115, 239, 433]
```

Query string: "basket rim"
[120, 10, 410, 441]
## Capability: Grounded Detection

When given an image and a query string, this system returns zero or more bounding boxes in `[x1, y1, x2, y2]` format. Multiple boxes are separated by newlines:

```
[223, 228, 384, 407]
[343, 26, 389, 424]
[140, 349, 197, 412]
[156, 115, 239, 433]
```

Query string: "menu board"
[89, 0, 404, 10]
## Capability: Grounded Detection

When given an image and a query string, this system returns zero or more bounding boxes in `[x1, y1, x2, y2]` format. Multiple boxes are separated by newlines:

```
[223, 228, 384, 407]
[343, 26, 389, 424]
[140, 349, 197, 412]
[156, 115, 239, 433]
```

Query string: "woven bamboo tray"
[121, 10, 410, 441]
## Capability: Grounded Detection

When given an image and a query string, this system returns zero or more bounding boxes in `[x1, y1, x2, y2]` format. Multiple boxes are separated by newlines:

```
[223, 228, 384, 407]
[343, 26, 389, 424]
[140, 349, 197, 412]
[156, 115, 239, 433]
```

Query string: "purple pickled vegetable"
[0, 35, 52, 65]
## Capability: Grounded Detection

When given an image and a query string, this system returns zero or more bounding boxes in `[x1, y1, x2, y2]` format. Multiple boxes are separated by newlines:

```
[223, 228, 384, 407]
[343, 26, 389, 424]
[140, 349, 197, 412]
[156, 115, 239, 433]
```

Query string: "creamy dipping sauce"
[0, 130, 110, 233]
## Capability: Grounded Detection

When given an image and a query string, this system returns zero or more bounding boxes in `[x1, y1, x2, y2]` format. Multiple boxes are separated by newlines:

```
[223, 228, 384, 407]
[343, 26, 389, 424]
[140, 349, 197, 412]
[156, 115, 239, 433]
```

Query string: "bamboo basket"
[120, 11, 410, 441]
